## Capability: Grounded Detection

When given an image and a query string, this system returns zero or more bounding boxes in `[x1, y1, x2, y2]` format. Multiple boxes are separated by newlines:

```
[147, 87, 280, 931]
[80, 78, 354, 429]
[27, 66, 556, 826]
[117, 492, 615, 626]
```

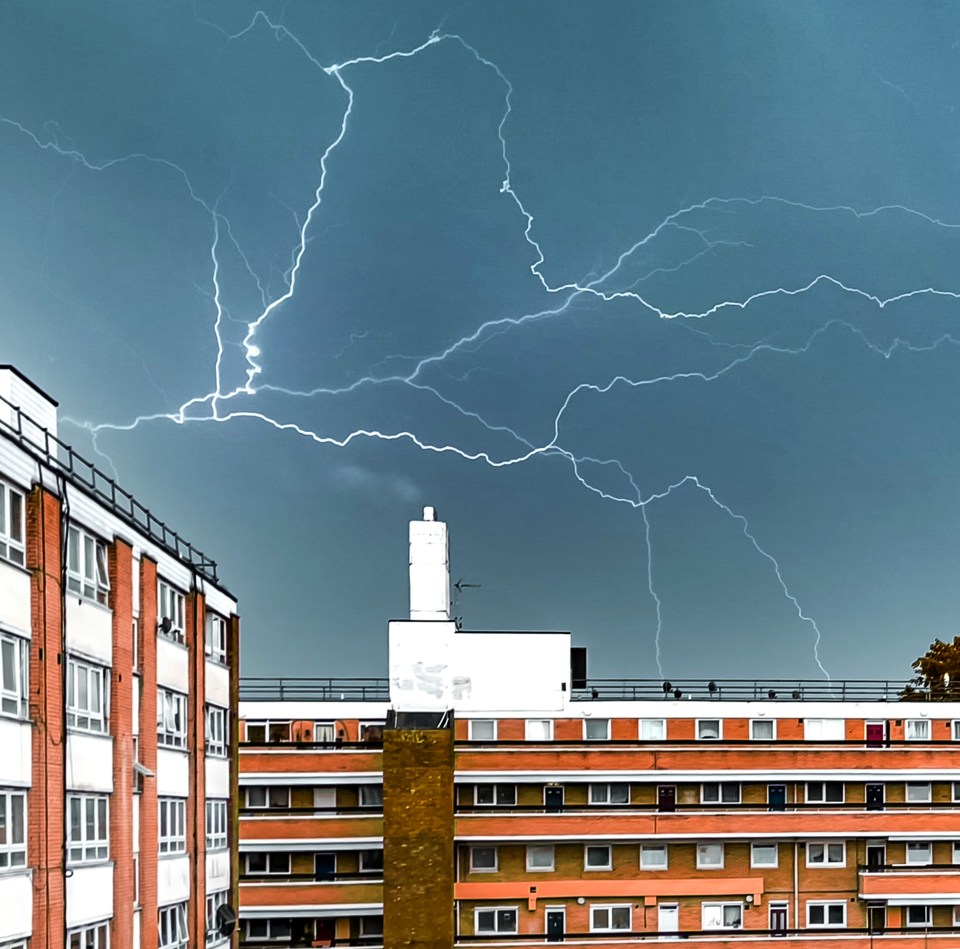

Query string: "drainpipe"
[793, 841, 800, 928]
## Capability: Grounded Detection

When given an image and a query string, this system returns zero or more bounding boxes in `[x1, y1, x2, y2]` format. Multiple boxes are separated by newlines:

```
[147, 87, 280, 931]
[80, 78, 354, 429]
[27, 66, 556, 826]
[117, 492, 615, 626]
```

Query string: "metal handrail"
[240, 677, 390, 701]
[573, 678, 928, 701]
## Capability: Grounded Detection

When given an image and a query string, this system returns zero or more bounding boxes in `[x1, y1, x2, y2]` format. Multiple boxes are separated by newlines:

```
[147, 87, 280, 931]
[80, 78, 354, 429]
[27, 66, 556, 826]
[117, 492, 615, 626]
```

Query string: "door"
[545, 908, 565, 942]
[866, 845, 885, 870]
[867, 904, 885, 933]
[657, 785, 676, 812]
[544, 786, 564, 812]
[314, 919, 336, 946]
[866, 784, 884, 811]
[866, 722, 885, 747]
[768, 784, 786, 811]
[314, 851, 336, 880]
[658, 903, 679, 938]
[769, 903, 788, 937]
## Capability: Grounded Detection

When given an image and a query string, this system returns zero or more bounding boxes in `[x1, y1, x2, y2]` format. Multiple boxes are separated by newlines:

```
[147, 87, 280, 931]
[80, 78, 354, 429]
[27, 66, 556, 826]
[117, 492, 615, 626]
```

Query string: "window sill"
[0, 710, 30, 724]
[69, 594, 112, 613]
[157, 633, 188, 649]
[158, 850, 188, 860]
[0, 556, 29, 575]
[157, 743, 189, 753]
[0, 862, 30, 877]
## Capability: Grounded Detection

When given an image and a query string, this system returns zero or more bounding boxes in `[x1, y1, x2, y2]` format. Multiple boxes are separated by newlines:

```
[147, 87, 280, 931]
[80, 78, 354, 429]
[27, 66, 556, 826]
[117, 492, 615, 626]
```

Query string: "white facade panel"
[158, 854, 191, 906]
[132, 553, 141, 614]
[65, 596, 113, 666]
[133, 794, 140, 853]
[206, 850, 232, 893]
[0, 717, 31, 786]
[0, 870, 32, 941]
[156, 636, 189, 693]
[154, 554, 192, 595]
[157, 748, 190, 797]
[133, 674, 140, 736]
[133, 909, 141, 949]
[0, 560, 30, 634]
[66, 490, 123, 549]
[206, 660, 230, 708]
[65, 863, 114, 927]
[206, 757, 230, 799]
[203, 582, 236, 619]
[0, 439, 38, 492]
[66, 732, 113, 793]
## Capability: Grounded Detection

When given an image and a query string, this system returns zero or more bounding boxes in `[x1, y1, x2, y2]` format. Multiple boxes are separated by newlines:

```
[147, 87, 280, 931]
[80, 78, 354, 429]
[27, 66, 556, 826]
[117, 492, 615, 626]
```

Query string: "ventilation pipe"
[409, 506, 450, 620]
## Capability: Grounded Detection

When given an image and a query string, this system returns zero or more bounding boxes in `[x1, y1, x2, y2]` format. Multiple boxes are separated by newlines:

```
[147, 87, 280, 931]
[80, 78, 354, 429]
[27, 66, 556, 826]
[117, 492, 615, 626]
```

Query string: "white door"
[658, 903, 679, 937]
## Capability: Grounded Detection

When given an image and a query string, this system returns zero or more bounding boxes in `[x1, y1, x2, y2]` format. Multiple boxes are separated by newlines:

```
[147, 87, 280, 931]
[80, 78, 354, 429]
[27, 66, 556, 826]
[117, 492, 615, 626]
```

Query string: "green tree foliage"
[902, 636, 960, 701]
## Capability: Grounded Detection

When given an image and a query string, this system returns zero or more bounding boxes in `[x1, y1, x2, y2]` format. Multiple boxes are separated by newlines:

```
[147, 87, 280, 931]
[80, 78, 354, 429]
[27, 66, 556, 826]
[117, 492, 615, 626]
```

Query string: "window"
[526, 845, 555, 871]
[475, 784, 516, 806]
[702, 903, 743, 930]
[639, 718, 665, 740]
[804, 718, 844, 740]
[205, 705, 228, 757]
[584, 718, 610, 740]
[66, 658, 108, 734]
[806, 782, 844, 803]
[475, 908, 518, 934]
[525, 719, 553, 741]
[359, 722, 384, 742]
[0, 482, 25, 566]
[0, 630, 28, 718]
[585, 845, 612, 870]
[244, 720, 291, 743]
[906, 782, 932, 803]
[314, 721, 336, 744]
[243, 920, 291, 941]
[640, 845, 667, 869]
[807, 842, 845, 866]
[205, 890, 229, 947]
[590, 905, 631, 932]
[0, 788, 26, 868]
[67, 526, 109, 606]
[807, 902, 845, 927]
[701, 783, 740, 804]
[470, 846, 497, 872]
[360, 916, 384, 938]
[157, 689, 187, 749]
[67, 794, 108, 864]
[905, 719, 930, 741]
[204, 612, 227, 664]
[469, 719, 497, 740]
[697, 843, 724, 868]
[954, 721, 960, 741]
[67, 922, 109, 949]
[906, 841, 932, 865]
[359, 849, 384, 873]
[589, 783, 629, 805]
[954, 842, 960, 866]
[206, 800, 228, 851]
[158, 798, 186, 855]
[244, 787, 289, 809]
[697, 719, 721, 740]
[750, 719, 775, 740]
[159, 903, 188, 949]
[905, 905, 931, 927]
[157, 580, 185, 642]
[359, 785, 383, 808]
[751, 842, 779, 867]
[244, 852, 290, 875]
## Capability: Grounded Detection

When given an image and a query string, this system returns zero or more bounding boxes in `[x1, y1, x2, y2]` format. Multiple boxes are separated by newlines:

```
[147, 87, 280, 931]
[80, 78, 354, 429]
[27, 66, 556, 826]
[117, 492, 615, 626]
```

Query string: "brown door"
[769, 904, 788, 936]
[866, 722, 885, 747]
[866, 784, 884, 810]
[868, 905, 885, 933]
[658, 785, 676, 812]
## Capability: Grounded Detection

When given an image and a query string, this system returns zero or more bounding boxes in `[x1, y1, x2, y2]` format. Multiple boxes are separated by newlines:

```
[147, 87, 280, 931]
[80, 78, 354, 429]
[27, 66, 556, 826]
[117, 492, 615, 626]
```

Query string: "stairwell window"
[157, 580, 185, 643]
[159, 903, 188, 949]
[205, 705, 228, 757]
[0, 481, 24, 567]
[206, 800, 228, 851]
[0, 630, 28, 719]
[0, 788, 27, 868]
[157, 689, 187, 749]
[66, 658, 109, 734]
[67, 526, 109, 606]
[158, 798, 186, 854]
[204, 612, 227, 663]
[905, 719, 930, 741]
[67, 794, 109, 864]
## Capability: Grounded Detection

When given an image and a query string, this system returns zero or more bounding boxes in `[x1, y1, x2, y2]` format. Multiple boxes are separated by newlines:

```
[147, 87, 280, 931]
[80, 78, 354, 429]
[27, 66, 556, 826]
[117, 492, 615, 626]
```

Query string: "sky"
[2, 1, 959, 683]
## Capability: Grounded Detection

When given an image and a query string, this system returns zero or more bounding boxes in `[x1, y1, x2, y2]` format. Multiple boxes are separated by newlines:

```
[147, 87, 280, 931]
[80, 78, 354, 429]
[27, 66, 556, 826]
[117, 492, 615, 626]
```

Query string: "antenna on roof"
[452, 578, 481, 629]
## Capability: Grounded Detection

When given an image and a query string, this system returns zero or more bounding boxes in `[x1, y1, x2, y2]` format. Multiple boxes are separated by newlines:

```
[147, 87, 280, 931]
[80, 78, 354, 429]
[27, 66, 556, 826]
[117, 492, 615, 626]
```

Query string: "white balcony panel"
[206, 850, 231, 892]
[205, 660, 230, 708]
[0, 869, 32, 942]
[157, 748, 189, 797]
[0, 560, 30, 634]
[66, 596, 113, 666]
[132, 674, 140, 735]
[156, 636, 189, 693]
[206, 757, 230, 799]
[66, 863, 114, 927]
[66, 732, 113, 793]
[158, 854, 191, 906]
[133, 909, 141, 949]
[0, 717, 31, 786]
[133, 794, 140, 852]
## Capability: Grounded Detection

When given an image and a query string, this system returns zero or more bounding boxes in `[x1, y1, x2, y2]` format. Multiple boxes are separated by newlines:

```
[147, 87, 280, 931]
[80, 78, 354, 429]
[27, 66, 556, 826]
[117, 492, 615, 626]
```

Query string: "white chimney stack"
[408, 506, 450, 620]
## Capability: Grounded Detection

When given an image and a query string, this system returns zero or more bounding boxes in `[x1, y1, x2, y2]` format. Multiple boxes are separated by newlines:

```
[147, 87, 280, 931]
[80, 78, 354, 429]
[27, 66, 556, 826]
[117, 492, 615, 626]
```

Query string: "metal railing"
[0, 391, 220, 583]
[240, 677, 390, 701]
[573, 678, 920, 701]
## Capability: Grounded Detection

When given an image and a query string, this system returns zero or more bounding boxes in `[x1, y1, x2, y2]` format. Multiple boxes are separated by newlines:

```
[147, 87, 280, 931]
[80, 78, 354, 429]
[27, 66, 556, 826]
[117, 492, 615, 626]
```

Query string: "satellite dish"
[160, 616, 172, 633]
[216, 904, 237, 937]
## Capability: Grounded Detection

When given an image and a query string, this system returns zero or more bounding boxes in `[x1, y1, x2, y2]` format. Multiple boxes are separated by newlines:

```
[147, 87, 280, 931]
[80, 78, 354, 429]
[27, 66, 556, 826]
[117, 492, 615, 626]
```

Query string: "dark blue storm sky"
[2, 1, 960, 681]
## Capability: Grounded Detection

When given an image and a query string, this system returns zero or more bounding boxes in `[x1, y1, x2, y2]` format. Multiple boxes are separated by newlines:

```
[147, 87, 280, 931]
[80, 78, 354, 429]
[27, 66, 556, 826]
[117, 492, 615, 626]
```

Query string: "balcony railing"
[455, 801, 960, 814]
[240, 678, 390, 701]
[573, 678, 923, 702]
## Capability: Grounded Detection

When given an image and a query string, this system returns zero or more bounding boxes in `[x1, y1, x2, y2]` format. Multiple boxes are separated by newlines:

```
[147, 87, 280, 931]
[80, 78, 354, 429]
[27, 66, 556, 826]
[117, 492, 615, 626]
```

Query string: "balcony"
[860, 863, 960, 901]
[240, 808, 383, 843]
[240, 875, 383, 911]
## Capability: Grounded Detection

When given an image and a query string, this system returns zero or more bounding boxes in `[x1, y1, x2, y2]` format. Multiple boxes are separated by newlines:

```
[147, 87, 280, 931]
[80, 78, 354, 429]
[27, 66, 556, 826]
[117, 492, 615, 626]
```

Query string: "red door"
[866, 723, 884, 747]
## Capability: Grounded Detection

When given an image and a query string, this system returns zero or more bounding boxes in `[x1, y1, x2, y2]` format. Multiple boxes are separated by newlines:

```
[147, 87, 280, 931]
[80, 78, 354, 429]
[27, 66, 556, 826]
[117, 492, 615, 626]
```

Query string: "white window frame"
[243, 852, 291, 875]
[639, 718, 665, 740]
[806, 841, 845, 866]
[954, 842, 960, 866]
[67, 793, 109, 864]
[469, 719, 497, 741]
[905, 905, 931, 928]
[906, 841, 933, 866]
[67, 525, 109, 606]
[590, 904, 632, 932]
[359, 849, 383, 873]
[697, 719, 722, 740]
[205, 799, 228, 851]
[67, 922, 110, 948]
[583, 718, 610, 740]
[157, 579, 185, 643]
[589, 783, 629, 805]
[469, 845, 498, 872]
[244, 720, 291, 743]
[640, 844, 668, 870]
[66, 657, 109, 734]
[751, 842, 779, 868]
[204, 611, 227, 664]
[0, 630, 28, 719]
[750, 718, 776, 740]
[0, 481, 25, 567]
[158, 798, 186, 855]
[697, 842, 724, 869]
[806, 901, 846, 928]
[906, 782, 932, 803]
[905, 719, 930, 741]
[313, 721, 336, 744]
[526, 844, 555, 871]
[475, 907, 518, 934]
[584, 844, 612, 871]
[243, 920, 292, 940]
[359, 785, 383, 808]
[205, 704, 228, 758]
[474, 784, 516, 806]
[701, 782, 741, 804]
[0, 788, 27, 869]
[244, 786, 289, 809]
[205, 890, 229, 947]
[806, 781, 844, 804]
[359, 916, 384, 937]
[804, 718, 844, 741]
[953, 720, 960, 741]
[159, 902, 189, 949]
[157, 688, 187, 749]
[702, 902, 744, 930]
[525, 719, 553, 741]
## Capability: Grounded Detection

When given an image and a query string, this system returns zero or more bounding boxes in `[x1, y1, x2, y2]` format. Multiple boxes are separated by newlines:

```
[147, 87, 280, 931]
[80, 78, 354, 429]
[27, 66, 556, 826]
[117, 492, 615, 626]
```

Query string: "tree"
[902, 636, 960, 701]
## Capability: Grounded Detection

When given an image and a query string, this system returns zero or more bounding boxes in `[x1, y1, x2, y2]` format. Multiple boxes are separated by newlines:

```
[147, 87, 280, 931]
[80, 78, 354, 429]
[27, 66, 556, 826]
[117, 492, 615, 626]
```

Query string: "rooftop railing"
[240, 677, 391, 702]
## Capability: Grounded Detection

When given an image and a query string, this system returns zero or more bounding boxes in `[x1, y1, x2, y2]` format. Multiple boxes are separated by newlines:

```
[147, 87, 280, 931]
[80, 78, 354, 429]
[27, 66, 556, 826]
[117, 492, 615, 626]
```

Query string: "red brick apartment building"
[238, 510, 960, 948]
[0, 366, 240, 949]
